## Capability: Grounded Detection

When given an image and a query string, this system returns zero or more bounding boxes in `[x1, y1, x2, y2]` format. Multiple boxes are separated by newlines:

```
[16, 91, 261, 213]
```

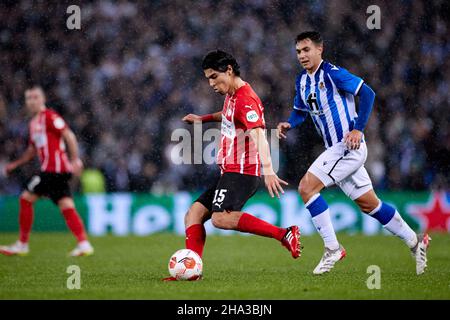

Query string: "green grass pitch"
[1, 232, 449, 299]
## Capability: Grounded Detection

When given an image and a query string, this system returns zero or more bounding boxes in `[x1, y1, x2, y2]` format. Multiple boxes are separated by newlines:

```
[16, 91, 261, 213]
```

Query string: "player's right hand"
[182, 114, 202, 124]
[276, 122, 291, 139]
[264, 174, 288, 198]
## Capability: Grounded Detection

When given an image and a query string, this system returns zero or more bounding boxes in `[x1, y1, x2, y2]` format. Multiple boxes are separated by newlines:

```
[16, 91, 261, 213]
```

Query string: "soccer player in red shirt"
[0, 86, 94, 257]
[165, 50, 301, 280]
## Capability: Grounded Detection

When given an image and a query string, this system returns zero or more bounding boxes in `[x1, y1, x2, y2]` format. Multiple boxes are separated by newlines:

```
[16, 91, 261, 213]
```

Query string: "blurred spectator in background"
[0, 0, 448, 194]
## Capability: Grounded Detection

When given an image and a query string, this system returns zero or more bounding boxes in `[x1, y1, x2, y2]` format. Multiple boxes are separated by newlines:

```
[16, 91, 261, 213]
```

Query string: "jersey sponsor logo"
[246, 110, 259, 123]
[221, 116, 236, 139]
[32, 133, 47, 148]
[306, 92, 324, 116]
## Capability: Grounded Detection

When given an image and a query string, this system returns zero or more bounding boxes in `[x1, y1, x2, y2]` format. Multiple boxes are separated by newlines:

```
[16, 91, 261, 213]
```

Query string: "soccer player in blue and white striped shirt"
[277, 31, 430, 275]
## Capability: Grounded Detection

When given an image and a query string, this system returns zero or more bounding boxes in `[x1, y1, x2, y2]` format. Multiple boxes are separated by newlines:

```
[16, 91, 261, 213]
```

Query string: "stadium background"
[0, 0, 449, 235]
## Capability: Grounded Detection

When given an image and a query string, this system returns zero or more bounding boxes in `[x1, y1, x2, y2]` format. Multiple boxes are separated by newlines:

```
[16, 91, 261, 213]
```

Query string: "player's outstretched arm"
[62, 127, 83, 176]
[182, 111, 221, 124]
[4, 145, 37, 176]
[249, 127, 288, 198]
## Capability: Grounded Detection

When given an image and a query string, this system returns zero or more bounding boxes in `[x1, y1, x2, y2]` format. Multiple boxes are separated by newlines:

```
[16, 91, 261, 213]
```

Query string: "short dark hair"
[25, 85, 45, 94]
[201, 50, 241, 76]
[295, 31, 323, 45]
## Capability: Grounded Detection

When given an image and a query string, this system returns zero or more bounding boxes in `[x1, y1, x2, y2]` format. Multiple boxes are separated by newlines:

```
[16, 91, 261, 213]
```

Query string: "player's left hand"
[264, 174, 288, 198]
[71, 158, 84, 176]
[344, 129, 363, 150]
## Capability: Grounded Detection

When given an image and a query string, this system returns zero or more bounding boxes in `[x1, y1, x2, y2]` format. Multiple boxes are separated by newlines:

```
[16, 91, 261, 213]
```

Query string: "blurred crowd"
[0, 0, 449, 195]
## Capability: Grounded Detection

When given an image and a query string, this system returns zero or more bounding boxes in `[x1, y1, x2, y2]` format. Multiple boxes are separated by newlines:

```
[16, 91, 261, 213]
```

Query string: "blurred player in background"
[0, 86, 94, 257]
[277, 31, 430, 275]
[165, 50, 301, 280]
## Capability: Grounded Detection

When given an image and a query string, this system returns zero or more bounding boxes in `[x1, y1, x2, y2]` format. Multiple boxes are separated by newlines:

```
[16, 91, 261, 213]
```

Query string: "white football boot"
[0, 240, 29, 256]
[411, 233, 431, 275]
[69, 241, 94, 257]
[313, 244, 346, 275]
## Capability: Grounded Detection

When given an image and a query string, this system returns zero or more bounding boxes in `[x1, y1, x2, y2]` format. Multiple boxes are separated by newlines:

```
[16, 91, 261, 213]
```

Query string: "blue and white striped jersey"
[294, 60, 364, 148]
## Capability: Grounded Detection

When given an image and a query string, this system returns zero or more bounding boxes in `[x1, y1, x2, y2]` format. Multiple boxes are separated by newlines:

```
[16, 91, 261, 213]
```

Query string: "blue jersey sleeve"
[327, 64, 364, 95]
[293, 74, 308, 111]
[288, 109, 308, 128]
[354, 83, 376, 131]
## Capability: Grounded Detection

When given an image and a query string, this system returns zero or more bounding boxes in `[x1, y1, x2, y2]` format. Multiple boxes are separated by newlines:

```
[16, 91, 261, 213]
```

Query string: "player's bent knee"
[211, 212, 227, 229]
[298, 178, 313, 200]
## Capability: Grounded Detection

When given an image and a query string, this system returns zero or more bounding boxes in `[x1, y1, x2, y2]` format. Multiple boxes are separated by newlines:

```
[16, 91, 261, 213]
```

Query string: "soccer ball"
[168, 249, 203, 280]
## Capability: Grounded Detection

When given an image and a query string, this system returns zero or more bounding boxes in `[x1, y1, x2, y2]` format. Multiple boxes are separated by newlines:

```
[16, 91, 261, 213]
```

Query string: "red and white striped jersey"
[29, 108, 72, 173]
[217, 83, 265, 176]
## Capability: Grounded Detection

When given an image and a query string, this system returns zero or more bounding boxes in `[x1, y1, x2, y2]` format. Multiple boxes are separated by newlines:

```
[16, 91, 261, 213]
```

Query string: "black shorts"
[195, 172, 261, 212]
[26, 172, 73, 204]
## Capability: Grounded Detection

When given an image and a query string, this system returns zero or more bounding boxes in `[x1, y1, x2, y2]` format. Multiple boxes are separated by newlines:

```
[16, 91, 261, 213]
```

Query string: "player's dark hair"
[296, 31, 323, 45]
[202, 50, 241, 76]
[25, 85, 45, 93]
[25, 85, 46, 99]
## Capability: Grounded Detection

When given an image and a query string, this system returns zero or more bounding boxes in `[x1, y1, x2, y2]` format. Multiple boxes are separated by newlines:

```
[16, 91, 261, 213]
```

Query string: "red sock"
[61, 207, 88, 242]
[237, 213, 286, 241]
[185, 224, 206, 257]
[19, 197, 34, 243]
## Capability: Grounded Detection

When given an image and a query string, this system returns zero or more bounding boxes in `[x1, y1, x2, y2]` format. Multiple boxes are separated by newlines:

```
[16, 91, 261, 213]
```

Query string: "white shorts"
[308, 141, 373, 200]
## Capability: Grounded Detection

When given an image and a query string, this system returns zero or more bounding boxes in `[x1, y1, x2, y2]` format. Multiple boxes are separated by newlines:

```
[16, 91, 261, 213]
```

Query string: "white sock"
[311, 209, 339, 250]
[383, 211, 418, 248]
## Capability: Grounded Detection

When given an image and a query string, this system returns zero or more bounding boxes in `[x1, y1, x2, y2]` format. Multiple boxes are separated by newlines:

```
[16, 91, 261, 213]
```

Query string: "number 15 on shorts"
[213, 189, 227, 208]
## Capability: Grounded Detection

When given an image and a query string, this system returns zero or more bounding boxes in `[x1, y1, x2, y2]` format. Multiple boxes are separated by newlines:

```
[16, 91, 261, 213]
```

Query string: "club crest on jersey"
[246, 110, 259, 123]
[319, 82, 325, 90]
